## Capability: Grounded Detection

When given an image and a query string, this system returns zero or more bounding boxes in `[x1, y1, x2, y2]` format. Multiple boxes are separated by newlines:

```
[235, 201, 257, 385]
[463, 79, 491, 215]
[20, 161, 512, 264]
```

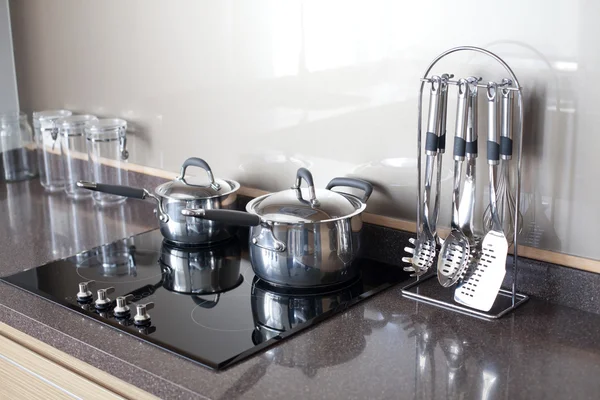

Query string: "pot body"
[249, 212, 364, 288]
[161, 238, 242, 294]
[158, 191, 239, 246]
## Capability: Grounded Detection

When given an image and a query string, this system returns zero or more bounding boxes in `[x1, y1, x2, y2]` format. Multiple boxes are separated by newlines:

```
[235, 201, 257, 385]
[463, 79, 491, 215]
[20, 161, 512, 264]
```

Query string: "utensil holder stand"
[401, 46, 529, 320]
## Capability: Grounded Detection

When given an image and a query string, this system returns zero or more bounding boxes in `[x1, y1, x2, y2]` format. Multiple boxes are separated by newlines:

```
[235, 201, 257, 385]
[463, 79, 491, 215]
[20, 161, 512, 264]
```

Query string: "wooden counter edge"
[363, 213, 600, 274]
[0, 322, 158, 400]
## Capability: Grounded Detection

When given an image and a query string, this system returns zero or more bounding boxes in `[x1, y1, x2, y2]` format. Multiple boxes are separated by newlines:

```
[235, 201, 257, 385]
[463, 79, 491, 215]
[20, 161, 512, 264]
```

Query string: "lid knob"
[291, 168, 320, 208]
[177, 157, 221, 191]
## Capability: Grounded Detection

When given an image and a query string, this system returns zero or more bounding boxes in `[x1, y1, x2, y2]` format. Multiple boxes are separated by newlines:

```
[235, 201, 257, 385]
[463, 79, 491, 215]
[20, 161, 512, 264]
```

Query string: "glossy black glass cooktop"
[2, 229, 406, 370]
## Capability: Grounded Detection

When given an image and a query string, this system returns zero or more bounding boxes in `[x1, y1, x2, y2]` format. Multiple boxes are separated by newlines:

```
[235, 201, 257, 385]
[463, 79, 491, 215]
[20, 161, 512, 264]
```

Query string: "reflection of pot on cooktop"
[250, 278, 388, 377]
[251, 277, 363, 333]
[160, 237, 243, 296]
[76, 238, 162, 281]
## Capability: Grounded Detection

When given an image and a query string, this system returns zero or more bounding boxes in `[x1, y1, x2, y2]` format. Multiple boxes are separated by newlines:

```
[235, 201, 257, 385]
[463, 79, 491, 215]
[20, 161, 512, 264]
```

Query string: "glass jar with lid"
[85, 118, 129, 205]
[57, 114, 99, 199]
[0, 111, 38, 182]
[33, 109, 72, 191]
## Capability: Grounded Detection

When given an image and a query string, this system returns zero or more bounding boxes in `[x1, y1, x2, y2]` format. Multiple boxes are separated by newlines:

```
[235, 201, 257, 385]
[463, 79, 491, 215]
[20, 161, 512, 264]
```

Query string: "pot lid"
[248, 187, 363, 223]
[247, 170, 372, 223]
[155, 157, 239, 200]
[156, 177, 237, 200]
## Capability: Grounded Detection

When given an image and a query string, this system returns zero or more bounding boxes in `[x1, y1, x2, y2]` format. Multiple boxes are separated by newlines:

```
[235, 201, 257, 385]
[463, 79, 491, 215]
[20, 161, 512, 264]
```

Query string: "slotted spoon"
[403, 76, 443, 276]
[437, 79, 470, 287]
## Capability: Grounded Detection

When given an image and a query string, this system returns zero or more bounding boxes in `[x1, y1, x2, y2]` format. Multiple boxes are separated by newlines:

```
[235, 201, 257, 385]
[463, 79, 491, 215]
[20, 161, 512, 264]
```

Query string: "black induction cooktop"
[2, 229, 407, 370]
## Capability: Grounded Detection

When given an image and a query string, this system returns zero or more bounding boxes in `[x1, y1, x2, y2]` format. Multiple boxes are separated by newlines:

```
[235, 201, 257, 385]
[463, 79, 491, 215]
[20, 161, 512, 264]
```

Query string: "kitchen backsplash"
[0, 0, 17, 112]
[8, 0, 598, 261]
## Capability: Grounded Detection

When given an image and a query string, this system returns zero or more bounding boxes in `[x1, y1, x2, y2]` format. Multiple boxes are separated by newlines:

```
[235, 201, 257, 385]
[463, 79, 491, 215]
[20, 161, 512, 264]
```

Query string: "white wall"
[8, 0, 599, 260]
[0, 0, 18, 113]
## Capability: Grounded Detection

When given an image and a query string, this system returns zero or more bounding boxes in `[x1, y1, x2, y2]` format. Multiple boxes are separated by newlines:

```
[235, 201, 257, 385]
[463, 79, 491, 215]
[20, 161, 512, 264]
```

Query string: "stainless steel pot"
[78, 157, 240, 245]
[160, 238, 243, 295]
[182, 168, 373, 288]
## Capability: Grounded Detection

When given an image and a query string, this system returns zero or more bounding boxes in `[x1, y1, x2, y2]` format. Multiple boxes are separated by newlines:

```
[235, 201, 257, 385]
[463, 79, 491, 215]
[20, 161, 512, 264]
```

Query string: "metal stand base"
[401, 274, 529, 321]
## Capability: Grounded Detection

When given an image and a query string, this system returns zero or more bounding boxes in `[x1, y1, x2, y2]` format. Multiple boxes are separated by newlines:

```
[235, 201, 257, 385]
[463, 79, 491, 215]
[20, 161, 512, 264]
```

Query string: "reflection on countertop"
[4, 272, 600, 399]
[0, 177, 158, 276]
[208, 294, 600, 400]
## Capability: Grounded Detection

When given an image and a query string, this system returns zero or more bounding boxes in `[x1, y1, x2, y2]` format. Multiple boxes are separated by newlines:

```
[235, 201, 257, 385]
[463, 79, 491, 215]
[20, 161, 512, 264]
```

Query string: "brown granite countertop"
[2, 177, 600, 399]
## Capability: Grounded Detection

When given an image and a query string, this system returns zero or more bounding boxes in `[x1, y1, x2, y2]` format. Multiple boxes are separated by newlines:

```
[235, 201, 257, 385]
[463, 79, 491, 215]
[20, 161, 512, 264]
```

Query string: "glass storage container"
[0, 112, 38, 182]
[33, 109, 72, 192]
[85, 118, 129, 205]
[57, 115, 98, 199]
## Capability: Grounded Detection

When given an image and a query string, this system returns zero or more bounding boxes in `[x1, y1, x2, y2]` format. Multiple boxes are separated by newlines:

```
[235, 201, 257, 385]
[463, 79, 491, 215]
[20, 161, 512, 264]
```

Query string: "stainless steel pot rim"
[246, 191, 367, 224]
[154, 178, 240, 201]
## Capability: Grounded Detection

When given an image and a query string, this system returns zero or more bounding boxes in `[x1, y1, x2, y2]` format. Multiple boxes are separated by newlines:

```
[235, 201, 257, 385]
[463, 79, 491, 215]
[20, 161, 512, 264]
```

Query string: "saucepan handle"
[325, 177, 373, 203]
[76, 181, 147, 199]
[181, 208, 261, 227]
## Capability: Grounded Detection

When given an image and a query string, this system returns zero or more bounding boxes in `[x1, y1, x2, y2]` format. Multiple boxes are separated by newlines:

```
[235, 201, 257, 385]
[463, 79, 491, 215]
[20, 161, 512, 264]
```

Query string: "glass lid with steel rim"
[84, 118, 127, 140]
[33, 109, 72, 125]
[155, 157, 239, 200]
[57, 115, 99, 136]
[247, 168, 369, 224]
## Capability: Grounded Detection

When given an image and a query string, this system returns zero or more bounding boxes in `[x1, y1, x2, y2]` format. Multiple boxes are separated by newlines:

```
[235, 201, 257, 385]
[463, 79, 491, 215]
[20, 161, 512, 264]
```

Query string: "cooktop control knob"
[94, 287, 115, 309]
[76, 281, 95, 303]
[113, 295, 133, 318]
[134, 302, 154, 326]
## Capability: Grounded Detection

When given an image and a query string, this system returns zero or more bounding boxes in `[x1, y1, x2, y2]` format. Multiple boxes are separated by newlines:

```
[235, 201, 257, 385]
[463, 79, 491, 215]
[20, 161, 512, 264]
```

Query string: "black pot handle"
[181, 208, 261, 227]
[76, 181, 147, 199]
[178, 157, 220, 190]
[325, 178, 373, 203]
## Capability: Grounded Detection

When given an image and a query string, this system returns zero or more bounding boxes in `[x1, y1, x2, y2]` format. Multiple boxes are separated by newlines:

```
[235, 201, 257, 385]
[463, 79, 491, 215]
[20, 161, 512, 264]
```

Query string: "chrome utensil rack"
[401, 46, 529, 320]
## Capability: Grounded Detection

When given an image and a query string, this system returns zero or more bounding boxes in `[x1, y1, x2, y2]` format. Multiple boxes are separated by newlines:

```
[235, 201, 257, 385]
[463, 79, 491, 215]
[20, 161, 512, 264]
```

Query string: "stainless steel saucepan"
[78, 157, 240, 246]
[182, 168, 373, 288]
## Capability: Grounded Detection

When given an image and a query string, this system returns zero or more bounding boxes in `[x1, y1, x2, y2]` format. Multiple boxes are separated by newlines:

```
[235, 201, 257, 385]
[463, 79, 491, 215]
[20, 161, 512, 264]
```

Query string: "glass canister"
[57, 114, 99, 199]
[33, 109, 72, 191]
[85, 118, 129, 205]
[0, 112, 38, 182]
